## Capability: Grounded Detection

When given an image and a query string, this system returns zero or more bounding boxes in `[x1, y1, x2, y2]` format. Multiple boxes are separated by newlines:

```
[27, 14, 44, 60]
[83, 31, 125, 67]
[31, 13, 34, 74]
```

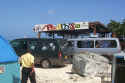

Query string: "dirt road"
[27, 64, 102, 83]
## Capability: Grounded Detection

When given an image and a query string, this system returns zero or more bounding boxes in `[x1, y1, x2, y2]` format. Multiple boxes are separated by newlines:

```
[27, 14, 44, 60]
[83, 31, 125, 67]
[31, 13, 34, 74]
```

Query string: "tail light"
[0, 66, 5, 74]
[58, 51, 62, 59]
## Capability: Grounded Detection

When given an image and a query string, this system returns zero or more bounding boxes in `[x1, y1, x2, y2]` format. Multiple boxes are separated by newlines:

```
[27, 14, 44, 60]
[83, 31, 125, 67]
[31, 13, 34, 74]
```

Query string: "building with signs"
[33, 21, 110, 39]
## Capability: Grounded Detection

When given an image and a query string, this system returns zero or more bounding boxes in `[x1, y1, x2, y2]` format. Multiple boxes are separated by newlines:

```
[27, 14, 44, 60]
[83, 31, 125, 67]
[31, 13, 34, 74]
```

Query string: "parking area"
[26, 64, 111, 83]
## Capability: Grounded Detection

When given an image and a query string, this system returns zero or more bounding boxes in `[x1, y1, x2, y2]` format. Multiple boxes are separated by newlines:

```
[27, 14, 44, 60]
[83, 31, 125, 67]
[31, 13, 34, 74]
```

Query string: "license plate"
[64, 56, 68, 59]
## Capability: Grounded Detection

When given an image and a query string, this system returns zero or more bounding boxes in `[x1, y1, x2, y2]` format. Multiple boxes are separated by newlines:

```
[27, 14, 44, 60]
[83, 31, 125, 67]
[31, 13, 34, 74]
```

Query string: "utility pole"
[38, 32, 41, 38]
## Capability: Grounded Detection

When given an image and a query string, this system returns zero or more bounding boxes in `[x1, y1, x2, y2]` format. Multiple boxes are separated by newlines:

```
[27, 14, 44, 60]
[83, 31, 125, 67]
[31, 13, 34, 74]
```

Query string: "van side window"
[110, 40, 117, 48]
[11, 41, 20, 48]
[29, 41, 57, 52]
[49, 42, 56, 51]
[67, 41, 74, 47]
[42, 42, 57, 51]
[95, 40, 117, 48]
[29, 41, 38, 51]
[39, 42, 47, 51]
[77, 40, 94, 48]
[11, 41, 27, 50]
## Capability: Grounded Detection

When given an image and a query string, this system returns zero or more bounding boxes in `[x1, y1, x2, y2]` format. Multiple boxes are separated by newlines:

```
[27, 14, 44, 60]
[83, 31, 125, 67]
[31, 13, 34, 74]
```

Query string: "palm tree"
[107, 19, 125, 50]
[118, 19, 125, 37]
[107, 20, 120, 35]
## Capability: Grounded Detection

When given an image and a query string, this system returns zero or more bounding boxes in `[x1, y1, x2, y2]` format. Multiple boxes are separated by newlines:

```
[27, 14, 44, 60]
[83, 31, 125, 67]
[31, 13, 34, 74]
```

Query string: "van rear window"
[77, 40, 94, 48]
[95, 40, 117, 48]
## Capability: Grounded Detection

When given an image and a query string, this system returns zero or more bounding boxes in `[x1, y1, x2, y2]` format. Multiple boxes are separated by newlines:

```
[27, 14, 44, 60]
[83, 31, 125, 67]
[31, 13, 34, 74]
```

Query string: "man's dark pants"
[21, 67, 36, 83]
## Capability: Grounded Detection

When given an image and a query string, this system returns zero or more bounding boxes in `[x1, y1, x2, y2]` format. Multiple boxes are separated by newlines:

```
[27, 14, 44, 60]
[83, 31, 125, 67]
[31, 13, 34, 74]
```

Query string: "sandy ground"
[27, 64, 105, 83]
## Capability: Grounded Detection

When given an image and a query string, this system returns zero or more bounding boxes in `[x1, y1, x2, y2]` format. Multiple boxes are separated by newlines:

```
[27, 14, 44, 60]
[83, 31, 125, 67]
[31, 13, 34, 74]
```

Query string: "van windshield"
[95, 40, 117, 48]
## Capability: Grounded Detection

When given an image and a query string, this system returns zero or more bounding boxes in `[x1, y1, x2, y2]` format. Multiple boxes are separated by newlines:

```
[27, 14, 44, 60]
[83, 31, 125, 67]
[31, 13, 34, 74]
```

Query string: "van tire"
[40, 59, 51, 68]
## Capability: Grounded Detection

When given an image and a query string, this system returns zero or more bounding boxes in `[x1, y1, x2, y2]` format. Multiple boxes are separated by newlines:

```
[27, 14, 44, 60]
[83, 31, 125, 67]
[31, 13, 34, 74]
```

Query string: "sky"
[0, 0, 125, 40]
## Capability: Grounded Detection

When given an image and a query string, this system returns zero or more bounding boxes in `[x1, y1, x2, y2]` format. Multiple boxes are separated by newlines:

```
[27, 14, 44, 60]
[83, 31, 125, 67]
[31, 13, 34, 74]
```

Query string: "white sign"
[74, 22, 89, 29]
[33, 22, 89, 32]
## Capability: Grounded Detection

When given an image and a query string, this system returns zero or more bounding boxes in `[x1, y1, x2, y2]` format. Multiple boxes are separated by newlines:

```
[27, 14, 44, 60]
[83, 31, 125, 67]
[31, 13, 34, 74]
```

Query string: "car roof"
[67, 38, 119, 41]
[10, 38, 66, 42]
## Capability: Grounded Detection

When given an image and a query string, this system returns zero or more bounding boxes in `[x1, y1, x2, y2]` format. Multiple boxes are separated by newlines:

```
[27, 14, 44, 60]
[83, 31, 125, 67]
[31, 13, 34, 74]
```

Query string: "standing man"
[20, 49, 36, 83]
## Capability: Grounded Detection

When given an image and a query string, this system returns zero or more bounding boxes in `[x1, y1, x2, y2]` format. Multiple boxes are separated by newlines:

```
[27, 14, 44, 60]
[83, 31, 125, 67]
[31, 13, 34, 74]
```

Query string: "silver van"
[65, 38, 121, 60]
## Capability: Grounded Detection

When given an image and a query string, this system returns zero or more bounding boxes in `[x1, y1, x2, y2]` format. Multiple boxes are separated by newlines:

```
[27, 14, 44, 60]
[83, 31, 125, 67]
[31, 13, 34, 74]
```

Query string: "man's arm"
[30, 55, 35, 75]
[19, 57, 22, 66]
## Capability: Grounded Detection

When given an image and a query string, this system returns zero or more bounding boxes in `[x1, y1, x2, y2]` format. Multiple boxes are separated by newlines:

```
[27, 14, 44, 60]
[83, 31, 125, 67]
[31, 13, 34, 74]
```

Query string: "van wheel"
[41, 59, 51, 68]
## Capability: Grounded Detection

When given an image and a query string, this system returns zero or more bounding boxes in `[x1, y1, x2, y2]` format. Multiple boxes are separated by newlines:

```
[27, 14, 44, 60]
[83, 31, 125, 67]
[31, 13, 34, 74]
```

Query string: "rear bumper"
[49, 58, 65, 66]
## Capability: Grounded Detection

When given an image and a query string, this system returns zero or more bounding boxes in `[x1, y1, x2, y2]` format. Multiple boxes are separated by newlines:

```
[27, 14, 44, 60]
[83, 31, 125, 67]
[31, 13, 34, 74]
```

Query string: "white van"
[65, 38, 121, 59]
